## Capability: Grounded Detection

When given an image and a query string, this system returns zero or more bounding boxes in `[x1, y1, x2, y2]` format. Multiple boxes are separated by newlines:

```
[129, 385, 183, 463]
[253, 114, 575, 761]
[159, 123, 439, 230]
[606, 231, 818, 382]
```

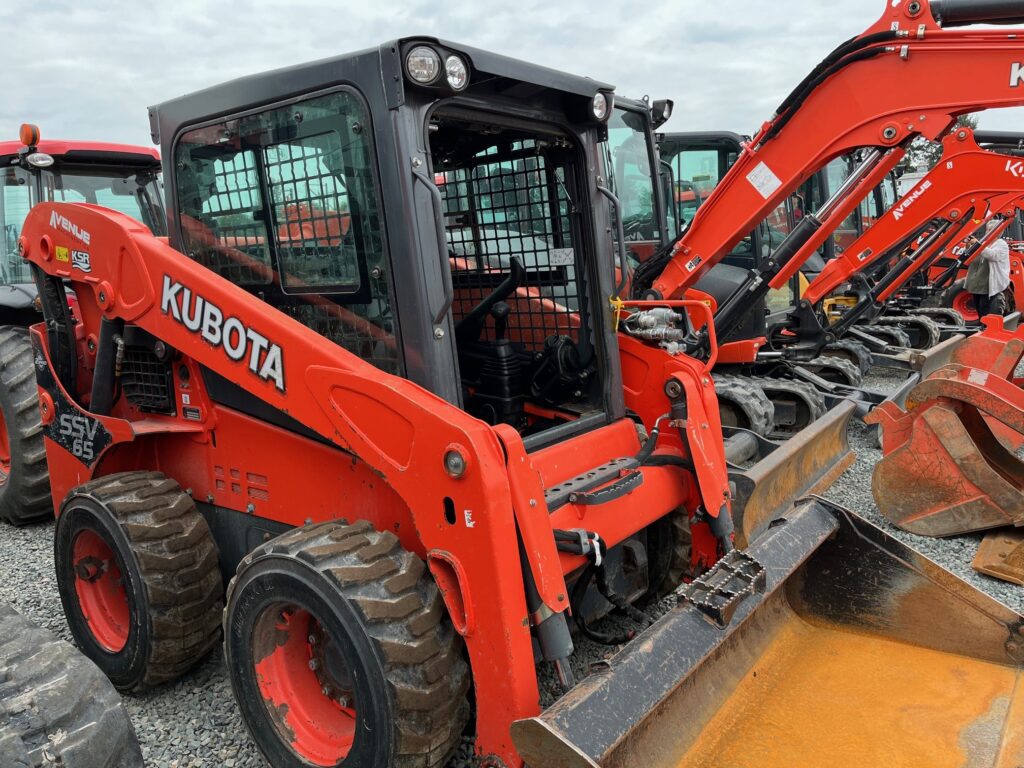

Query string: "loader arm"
[804, 130, 1024, 306]
[643, 0, 1024, 318]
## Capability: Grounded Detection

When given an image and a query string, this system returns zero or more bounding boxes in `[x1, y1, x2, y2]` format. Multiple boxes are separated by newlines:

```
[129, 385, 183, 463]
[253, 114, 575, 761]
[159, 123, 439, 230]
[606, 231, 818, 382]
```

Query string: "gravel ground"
[0, 363, 1020, 766]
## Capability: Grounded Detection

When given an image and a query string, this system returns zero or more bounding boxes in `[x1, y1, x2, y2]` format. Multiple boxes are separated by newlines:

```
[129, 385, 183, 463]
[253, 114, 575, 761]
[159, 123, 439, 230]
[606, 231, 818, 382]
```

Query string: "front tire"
[225, 521, 470, 768]
[0, 327, 51, 525]
[54, 472, 223, 691]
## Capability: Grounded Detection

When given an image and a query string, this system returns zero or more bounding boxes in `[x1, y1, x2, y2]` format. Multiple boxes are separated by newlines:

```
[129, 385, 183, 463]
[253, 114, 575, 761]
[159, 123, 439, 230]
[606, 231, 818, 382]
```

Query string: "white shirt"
[980, 236, 1011, 297]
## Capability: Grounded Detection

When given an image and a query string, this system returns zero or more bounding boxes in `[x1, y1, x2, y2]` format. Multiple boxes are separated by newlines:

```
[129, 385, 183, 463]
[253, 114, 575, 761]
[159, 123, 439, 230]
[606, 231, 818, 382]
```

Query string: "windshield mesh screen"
[436, 138, 583, 350]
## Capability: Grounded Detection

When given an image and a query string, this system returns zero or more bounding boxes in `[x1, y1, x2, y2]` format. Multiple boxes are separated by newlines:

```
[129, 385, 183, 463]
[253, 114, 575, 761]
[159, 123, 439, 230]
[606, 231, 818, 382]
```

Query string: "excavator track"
[712, 375, 774, 437]
[798, 355, 863, 387]
[822, 339, 873, 374]
[875, 313, 941, 349]
[861, 322, 912, 349]
[749, 377, 827, 438]
[914, 306, 965, 327]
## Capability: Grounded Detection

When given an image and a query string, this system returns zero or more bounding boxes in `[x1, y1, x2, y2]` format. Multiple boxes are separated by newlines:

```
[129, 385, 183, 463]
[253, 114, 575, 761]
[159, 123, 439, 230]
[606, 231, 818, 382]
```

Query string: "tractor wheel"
[822, 339, 873, 374]
[712, 375, 774, 436]
[0, 327, 51, 525]
[225, 521, 470, 768]
[54, 472, 223, 692]
[0, 601, 143, 768]
[800, 356, 862, 387]
[938, 281, 978, 322]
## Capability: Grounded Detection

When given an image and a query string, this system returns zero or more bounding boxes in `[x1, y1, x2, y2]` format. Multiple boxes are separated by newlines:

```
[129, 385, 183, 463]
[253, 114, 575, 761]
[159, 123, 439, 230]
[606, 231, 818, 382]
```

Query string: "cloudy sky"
[2, 0, 1023, 147]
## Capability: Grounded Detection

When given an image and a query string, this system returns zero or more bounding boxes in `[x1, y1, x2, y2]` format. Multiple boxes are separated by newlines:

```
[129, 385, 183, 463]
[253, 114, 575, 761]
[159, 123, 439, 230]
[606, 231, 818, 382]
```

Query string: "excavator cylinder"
[512, 499, 1024, 768]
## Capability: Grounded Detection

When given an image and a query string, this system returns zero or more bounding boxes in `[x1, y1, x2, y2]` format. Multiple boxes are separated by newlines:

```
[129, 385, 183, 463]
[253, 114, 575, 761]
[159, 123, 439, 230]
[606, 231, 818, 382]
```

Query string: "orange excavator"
[630, 0, 1024, 423]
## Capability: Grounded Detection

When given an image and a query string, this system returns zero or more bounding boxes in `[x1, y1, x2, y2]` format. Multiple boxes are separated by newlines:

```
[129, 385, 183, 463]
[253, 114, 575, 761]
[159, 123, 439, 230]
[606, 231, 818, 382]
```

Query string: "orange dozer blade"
[511, 499, 1024, 768]
[973, 529, 1024, 585]
[729, 399, 855, 548]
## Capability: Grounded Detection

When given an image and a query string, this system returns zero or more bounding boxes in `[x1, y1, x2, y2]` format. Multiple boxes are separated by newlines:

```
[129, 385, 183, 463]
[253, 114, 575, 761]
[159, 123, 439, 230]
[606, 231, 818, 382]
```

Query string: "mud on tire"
[0, 601, 143, 768]
[0, 327, 52, 525]
[225, 521, 471, 768]
[54, 471, 223, 692]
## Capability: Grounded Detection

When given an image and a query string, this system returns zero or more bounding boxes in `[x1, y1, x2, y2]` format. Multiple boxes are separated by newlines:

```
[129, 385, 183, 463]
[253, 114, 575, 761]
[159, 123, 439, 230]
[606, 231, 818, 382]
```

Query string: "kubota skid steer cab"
[20, 21, 1024, 768]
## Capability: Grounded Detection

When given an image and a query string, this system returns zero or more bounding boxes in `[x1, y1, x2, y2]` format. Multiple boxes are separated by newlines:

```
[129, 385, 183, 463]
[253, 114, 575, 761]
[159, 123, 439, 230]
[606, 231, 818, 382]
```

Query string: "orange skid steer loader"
[20, 10, 1024, 768]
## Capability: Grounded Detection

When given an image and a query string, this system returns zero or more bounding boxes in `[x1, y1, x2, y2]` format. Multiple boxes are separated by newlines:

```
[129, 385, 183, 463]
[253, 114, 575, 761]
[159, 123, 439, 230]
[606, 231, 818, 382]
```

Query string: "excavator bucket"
[867, 329, 1024, 535]
[512, 498, 1024, 768]
[974, 529, 1024, 585]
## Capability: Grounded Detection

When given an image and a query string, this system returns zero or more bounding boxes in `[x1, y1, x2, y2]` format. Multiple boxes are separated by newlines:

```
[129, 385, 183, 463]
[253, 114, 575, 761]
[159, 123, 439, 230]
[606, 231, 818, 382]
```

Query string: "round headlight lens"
[406, 46, 442, 84]
[25, 152, 54, 168]
[592, 92, 610, 121]
[445, 55, 469, 91]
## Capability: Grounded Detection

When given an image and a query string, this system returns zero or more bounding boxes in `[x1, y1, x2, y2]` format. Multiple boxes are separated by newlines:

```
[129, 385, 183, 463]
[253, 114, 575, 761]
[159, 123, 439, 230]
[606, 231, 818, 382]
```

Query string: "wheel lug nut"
[308, 634, 316, 644]
[321, 686, 330, 696]
[308, 659, 319, 670]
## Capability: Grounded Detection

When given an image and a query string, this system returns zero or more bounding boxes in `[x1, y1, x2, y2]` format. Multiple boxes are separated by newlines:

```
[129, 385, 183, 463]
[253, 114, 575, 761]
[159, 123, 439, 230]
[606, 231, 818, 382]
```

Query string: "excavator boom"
[645, 0, 1024, 309]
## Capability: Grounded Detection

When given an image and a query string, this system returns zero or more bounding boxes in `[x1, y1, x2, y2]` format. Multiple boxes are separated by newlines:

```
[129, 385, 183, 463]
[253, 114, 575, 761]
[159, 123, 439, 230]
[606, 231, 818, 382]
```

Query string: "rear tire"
[225, 521, 470, 768]
[938, 281, 978, 322]
[0, 327, 52, 525]
[54, 471, 223, 691]
[0, 601, 142, 768]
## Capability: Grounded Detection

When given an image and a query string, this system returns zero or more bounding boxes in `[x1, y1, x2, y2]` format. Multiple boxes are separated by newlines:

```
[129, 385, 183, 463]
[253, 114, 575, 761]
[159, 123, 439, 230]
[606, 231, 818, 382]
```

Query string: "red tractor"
[0, 125, 163, 524]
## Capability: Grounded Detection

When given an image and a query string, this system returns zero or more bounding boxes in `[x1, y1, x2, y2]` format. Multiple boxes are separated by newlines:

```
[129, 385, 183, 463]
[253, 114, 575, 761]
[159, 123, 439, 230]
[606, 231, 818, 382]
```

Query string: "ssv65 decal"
[160, 275, 285, 392]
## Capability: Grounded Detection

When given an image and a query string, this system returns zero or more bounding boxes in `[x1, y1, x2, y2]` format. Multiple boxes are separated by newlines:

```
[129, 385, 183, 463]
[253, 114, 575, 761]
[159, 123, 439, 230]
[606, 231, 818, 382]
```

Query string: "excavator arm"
[804, 130, 1024, 306]
[644, 0, 1024, 310]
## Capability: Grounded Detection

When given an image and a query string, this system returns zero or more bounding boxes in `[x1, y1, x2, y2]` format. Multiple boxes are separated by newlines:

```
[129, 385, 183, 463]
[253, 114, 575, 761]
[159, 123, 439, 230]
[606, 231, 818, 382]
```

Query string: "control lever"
[491, 301, 510, 341]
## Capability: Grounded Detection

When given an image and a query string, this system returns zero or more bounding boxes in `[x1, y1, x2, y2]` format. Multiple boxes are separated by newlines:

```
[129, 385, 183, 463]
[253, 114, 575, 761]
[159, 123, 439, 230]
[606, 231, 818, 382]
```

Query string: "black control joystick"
[491, 301, 510, 342]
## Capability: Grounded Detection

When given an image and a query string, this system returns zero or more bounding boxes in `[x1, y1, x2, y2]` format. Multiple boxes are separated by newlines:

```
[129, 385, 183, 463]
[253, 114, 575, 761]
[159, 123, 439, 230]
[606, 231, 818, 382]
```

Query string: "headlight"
[406, 46, 442, 84]
[445, 55, 469, 91]
[592, 92, 611, 121]
[25, 152, 54, 168]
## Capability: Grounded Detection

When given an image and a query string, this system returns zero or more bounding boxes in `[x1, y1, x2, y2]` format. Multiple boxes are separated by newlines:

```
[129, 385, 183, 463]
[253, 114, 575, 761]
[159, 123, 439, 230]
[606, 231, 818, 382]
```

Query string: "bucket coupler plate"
[973, 529, 1024, 585]
[511, 499, 1024, 768]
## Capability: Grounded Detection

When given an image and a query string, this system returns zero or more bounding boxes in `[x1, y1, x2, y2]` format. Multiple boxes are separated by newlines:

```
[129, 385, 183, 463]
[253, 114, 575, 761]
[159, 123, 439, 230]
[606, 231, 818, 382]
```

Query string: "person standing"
[965, 218, 1011, 317]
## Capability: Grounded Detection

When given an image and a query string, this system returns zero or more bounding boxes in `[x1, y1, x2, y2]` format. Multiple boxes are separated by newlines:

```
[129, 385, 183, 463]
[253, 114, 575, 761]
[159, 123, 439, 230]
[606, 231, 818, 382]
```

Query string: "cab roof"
[149, 36, 615, 147]
[0, 139, 160, 166]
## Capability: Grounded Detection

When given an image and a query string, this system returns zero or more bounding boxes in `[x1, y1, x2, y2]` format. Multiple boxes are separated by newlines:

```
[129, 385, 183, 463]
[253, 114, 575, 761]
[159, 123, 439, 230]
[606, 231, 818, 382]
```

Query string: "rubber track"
[0, 602, 143, 767]
[801, 355, 863, 387]
[913, 306, 965, 327]
[862, 323, 912, 349]
[875, 314, 941, 349]
[749, 376, 827, 436]
[823, 338, 873, 374]
[70, 472, 223, 690]
[230, 521, 471, 768]
[0, 327, 51, 524]
[712, 375, 775, 436]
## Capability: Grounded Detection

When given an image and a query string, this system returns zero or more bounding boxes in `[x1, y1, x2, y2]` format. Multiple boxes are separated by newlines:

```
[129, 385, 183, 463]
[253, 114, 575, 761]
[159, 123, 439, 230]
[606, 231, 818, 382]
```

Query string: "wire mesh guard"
[175, 92, 399, 375]
[439, 140, 583, 350]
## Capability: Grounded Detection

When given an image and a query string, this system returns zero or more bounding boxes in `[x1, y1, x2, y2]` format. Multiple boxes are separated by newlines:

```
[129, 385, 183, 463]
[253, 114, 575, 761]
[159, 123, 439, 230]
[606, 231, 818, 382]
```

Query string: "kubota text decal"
[160, 275, 285, 392]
